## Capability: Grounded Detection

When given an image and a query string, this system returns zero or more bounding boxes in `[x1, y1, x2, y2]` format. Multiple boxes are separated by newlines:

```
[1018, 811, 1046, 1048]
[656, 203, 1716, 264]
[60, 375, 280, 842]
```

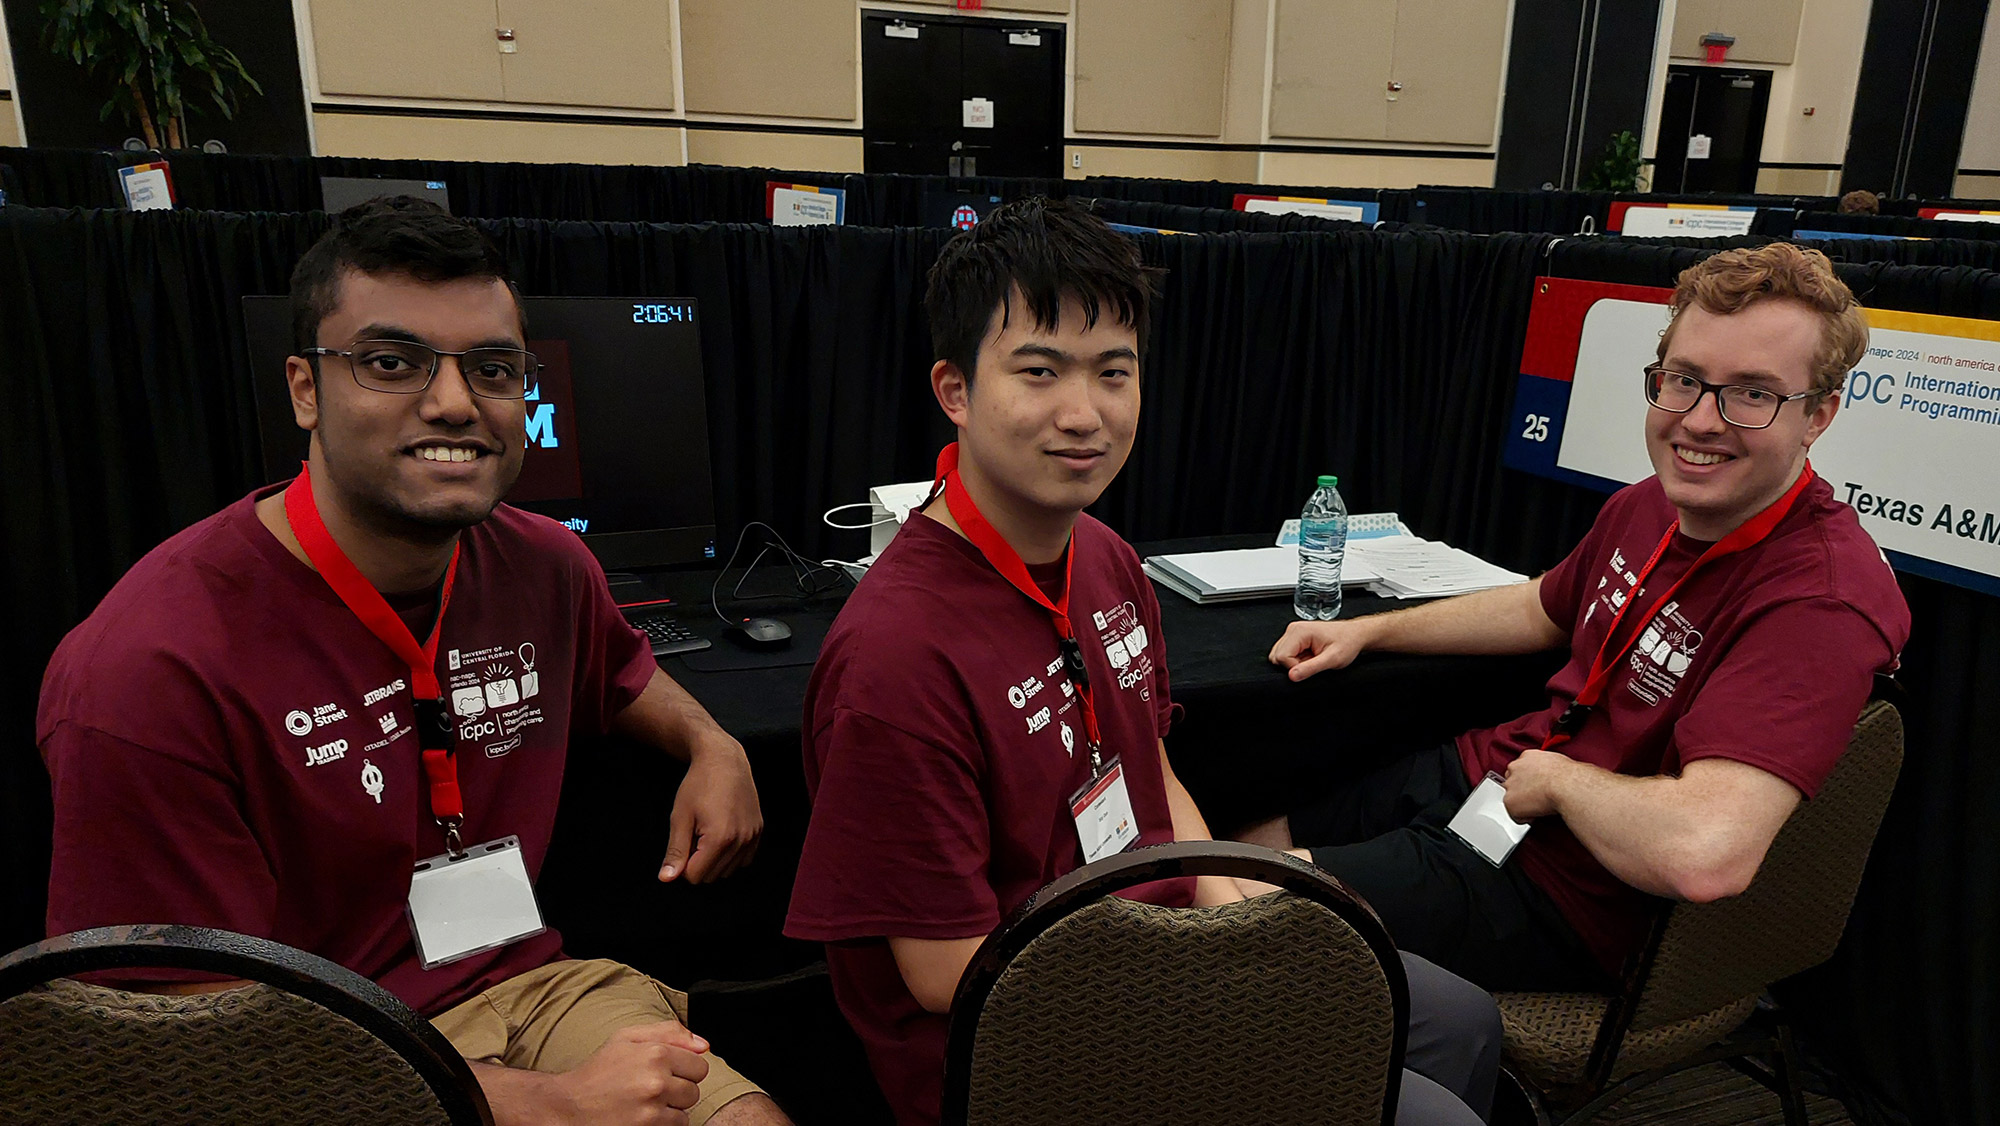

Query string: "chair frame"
[1509, 909, 1810, 1126]
[940, 840, 1411, 1126]
[1512, 694, 1907, 1126]
[0, 923, 493, 1126]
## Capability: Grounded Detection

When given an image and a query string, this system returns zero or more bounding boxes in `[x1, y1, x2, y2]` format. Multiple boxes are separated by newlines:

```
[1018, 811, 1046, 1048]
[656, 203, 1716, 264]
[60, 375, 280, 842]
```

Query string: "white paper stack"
[1349, 538, 1528, 599]
[1144, 512, 1525, 604]
[1145, 548, 1304, 604]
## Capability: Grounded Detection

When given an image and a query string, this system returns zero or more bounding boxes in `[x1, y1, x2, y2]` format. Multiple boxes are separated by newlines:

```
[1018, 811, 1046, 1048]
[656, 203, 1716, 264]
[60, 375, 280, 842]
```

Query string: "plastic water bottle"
[1294, 475, 1348, 621]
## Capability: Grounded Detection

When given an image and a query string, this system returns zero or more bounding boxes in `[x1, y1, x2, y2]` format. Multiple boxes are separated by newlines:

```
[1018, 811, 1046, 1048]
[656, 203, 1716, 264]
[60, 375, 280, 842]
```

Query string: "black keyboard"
[626, 612, 712, 658]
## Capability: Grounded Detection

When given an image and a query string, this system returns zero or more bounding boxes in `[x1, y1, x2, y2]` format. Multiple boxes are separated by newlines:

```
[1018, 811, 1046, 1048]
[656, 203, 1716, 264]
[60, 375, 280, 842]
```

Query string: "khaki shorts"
[432, 958, 764, 1124]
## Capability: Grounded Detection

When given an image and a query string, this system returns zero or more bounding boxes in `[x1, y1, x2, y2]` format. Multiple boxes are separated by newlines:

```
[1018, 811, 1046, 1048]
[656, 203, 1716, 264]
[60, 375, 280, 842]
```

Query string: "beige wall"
[0, 2, 18, 148]
[1064, 144, 1259, 182]
[1961, 9, 2000, 173]
[294, 0, 1507, 190]
[685, 129, 863, 172]
[1260, 150, 1495, 189]
[1073, 0, 1232, 137]
[1955, 173, 2000, 199]
[0, 9, 13, 94]
[1755, 166, 1840, 195]
[313, 112, 686, 165]
[681, 0, 854, 120]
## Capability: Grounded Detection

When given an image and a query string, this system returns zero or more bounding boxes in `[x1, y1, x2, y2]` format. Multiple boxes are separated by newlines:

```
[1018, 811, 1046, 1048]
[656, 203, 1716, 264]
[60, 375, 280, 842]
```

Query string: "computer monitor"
[242, 296, 718, 569]
[320, 176, 452, 214]
[922, 190, 1004, 230]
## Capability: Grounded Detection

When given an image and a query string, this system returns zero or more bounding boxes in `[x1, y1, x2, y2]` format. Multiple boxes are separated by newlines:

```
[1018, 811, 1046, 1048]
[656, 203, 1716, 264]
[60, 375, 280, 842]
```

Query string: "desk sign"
[1506, 276, 2000, 596]
[1611, 202, 1756, 237]
[1233, 193, 1378, 224]
[1920, 208, 2000, 225]
[766, 182, 845, 227]
[119, 162, 176, 211]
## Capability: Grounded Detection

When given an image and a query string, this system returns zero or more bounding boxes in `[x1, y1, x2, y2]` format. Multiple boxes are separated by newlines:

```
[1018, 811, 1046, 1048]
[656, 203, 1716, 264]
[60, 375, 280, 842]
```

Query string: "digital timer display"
[633, 303, 694, 324]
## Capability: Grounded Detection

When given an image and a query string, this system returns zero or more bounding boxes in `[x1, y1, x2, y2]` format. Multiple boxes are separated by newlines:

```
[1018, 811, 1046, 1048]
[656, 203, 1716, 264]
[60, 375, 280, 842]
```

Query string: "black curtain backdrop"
[9, 146, 1998, 238]
[2, 207, 1996, 1126]
[0, 147, 1063, 228]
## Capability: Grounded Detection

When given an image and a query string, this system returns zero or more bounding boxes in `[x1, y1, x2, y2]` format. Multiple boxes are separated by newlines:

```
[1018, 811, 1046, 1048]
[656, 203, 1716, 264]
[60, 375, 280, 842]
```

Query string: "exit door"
[862, 11, 1064, 178]
[1654, 65, 1772, 193]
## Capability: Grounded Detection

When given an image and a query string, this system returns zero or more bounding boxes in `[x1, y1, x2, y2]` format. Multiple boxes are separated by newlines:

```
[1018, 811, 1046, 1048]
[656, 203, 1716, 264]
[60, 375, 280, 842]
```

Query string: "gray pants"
[1397, 952, 1504, 1125]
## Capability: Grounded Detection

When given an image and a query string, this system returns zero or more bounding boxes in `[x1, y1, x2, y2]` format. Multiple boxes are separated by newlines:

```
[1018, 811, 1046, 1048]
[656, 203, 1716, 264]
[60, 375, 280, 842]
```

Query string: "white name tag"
[406, 835, 547, 969]
[1446, 774, 1532, 867]
[1070, 758, 1140, 864]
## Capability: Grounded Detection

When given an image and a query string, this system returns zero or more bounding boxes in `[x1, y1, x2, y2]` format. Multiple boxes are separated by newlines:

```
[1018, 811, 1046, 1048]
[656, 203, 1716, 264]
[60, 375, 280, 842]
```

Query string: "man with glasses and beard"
[1248, 243, 1910, 994]
[39, 198, 788, 1126]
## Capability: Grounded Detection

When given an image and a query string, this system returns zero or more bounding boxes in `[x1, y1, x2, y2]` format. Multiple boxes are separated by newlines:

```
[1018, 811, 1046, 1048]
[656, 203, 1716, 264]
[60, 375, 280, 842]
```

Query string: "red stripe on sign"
[1607, 200, 1643, 232]
[1520, 277, 1674, 383]
[1232, 193, 1269, 211]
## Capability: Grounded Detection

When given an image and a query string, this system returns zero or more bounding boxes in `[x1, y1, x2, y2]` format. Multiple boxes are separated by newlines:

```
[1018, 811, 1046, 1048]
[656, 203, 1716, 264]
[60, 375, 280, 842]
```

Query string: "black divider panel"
[1, 208, 1994, 1126]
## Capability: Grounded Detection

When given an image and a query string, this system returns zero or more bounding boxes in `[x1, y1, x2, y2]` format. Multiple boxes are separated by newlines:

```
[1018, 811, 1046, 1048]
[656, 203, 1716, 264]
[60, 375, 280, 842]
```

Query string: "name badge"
[1446, 773, 1532, 867]
[406, 835, 547, 969]
[1070, 757, 1140, 864]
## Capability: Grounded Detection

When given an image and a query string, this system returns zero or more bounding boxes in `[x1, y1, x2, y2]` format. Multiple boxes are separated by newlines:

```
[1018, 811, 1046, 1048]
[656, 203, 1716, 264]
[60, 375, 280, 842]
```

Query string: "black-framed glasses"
[1643, 365, 1822, 430]
[301, 339, 540, 400]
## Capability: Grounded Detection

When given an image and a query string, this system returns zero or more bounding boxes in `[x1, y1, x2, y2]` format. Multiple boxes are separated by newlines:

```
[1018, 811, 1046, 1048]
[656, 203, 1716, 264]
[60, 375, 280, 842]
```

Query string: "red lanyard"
[931, 443, 1107, 772]
[283, 464, 468, 847]
[1545, 463, 1816, 750]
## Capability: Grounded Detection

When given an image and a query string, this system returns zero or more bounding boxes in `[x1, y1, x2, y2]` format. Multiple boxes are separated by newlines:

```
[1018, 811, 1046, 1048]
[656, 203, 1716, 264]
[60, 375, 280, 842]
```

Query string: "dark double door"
[1653, 65, 1773, 193]
[861, 11, 1064, 178]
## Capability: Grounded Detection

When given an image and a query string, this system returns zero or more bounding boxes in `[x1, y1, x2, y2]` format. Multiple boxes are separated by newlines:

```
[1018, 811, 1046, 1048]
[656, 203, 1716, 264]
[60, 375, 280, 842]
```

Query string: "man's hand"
[661, 729, 762, 883]
[478, 1022, 710, 1126]
[1268, 619, 1373, 681]
[554, 1022, 711, 1125]
[1501, 748, 1576, 821]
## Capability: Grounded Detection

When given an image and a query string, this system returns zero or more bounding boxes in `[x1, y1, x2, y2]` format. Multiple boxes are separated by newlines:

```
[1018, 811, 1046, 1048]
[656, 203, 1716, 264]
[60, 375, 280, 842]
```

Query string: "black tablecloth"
[538, 535, 1561, 987]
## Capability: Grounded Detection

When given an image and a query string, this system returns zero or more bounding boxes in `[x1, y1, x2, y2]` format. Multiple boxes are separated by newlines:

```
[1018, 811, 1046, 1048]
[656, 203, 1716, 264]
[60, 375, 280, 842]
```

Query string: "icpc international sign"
[1506, 277, 2000, 595]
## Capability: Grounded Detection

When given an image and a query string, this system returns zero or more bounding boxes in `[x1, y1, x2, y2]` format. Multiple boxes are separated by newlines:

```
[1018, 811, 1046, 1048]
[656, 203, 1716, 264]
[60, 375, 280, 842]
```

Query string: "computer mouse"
[731, 616, 793, 647]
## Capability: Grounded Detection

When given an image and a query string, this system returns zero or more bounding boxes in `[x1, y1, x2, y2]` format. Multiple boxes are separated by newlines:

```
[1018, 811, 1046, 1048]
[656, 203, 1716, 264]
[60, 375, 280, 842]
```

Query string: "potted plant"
[1580, 130, 1648, 193]
[41, 0, 263, 150]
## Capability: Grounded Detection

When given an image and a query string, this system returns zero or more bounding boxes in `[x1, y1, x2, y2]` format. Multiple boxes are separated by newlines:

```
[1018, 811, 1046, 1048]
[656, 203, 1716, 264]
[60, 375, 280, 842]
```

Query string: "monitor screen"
[320, 176, 452, 214]
[922, 190, 1004, 230]
[242, 296, 717, 569]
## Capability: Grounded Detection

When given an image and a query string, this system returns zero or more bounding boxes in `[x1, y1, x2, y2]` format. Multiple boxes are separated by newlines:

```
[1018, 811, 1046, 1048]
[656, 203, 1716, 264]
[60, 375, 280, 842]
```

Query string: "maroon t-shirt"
[38, 485, 657, 1016]
[786, 512, 1193, 1126]
[1460, 475, 1910, 976]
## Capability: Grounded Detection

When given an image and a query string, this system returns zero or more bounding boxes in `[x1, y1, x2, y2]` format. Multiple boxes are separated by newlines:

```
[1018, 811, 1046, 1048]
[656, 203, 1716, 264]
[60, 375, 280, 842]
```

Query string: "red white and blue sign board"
[1233, 193, 1378, 224]
[1507, 277, 2000, 596]
[766, 182, 845, 226]
[1919, 208, 2000, 225]
[1608, 201, 1757, 236]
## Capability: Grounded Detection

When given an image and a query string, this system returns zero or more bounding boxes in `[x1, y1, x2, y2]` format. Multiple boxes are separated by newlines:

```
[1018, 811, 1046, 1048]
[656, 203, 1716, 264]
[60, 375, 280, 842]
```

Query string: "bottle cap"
[1318, 475, 1339, 487]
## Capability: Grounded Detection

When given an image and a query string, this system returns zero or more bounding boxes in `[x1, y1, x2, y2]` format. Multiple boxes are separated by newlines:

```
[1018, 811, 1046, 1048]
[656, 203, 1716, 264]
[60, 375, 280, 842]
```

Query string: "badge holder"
[407, 835, 547, 969]
[404, 699, 545, 969]
[1070, 757, 1139, 864]
[1446, 772, 1532, 867]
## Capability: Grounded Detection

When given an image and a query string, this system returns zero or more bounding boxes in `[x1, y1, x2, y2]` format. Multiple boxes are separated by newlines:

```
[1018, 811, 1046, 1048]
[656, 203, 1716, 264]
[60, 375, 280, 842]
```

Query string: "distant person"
[1254, 243, 1910, 994]
[1838, 189, 1881, 214]
[787, 198, 1503, 1126]
[40, 198, 787, 1126]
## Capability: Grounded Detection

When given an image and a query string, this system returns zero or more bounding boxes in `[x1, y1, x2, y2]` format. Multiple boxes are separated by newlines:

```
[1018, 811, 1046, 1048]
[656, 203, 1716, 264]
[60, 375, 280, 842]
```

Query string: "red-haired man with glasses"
[1250, 243, 1911, 992]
